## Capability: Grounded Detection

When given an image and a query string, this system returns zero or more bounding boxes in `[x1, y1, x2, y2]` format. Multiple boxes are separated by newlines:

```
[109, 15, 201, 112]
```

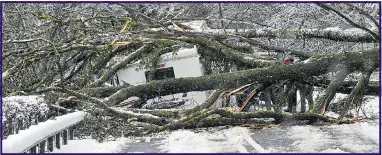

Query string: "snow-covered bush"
[2, 95, 49, 139]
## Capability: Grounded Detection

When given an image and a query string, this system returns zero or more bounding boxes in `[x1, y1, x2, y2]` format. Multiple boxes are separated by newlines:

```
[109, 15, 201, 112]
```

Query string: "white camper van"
[111, 45, 212, 109]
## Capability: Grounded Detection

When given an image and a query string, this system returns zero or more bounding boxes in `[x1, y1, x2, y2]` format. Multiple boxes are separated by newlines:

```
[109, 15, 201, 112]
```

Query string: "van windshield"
[145, 67, 175, 81]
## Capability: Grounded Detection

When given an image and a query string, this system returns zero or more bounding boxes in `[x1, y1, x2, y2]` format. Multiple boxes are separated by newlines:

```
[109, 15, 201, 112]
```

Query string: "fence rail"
[2, 113, 48, 140]
[23, 125, 76, 153]
[2, 111, 85, 153]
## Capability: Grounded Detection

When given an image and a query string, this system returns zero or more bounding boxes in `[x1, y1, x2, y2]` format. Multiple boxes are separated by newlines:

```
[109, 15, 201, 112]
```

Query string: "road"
[120, 120, 379, 153]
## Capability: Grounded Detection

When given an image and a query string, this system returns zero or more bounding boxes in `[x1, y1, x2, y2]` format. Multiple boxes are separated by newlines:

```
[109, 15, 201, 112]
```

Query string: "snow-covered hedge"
[2, 95, 49, 139]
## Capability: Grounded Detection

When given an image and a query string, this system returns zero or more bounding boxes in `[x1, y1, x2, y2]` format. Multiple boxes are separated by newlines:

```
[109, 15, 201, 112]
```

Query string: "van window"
[145, 67, 175, 81]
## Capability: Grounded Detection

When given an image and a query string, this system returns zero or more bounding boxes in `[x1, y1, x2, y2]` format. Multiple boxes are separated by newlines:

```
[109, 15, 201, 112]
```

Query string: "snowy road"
[51, 95, 380, 153]
[51, 121, 380, 153]
[118, 121, 379, 153]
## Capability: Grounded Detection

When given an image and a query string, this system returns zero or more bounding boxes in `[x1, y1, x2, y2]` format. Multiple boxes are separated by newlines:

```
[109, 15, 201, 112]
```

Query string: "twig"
[317, 4, 379, 41]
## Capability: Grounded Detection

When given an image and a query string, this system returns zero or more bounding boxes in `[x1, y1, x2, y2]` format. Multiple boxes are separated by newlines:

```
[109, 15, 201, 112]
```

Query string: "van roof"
[108, 45, 199, 67]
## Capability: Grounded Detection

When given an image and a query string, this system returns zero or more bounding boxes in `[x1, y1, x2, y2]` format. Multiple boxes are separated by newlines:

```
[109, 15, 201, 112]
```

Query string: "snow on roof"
[2, 111, 86, 153]
[110, 45, 199, 67]
[181, 20, 211, 31]
[160, 45, 199, 61]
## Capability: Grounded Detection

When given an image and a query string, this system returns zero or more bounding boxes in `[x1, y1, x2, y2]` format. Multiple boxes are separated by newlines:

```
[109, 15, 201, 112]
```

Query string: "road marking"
[224, 133, 249, 153]
[244, 134, 266, 153]
[235, 143, 249, 153]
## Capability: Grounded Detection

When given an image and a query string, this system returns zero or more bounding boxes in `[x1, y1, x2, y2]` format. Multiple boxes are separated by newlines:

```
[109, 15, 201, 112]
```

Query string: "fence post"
[2, 122, 4, 139]
[34, 114, 39, 125]
[55, 132, 61, 149]
[47, 136, 54, 152]
[39, 140, 46, 153]
[69, 126, 75, 140]
[15, 118, 20, 134]
[30, 145, 37, 153]
[27, 115, 32, 128]
[8, 119, 14, 135]
[18, 118, 24, 130]
[63, 129, 68, 145]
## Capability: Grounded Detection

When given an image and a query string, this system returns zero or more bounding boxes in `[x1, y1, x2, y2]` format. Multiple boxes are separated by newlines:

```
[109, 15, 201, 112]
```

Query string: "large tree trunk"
[312, 64, 350, 114]
[338, 60, 378, 120]
[104, 49, 378, 106]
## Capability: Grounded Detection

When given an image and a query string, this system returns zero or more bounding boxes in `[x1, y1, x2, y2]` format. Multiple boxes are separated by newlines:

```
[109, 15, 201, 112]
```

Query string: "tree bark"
[338, 60, 378, 120]
[312, 64, 349, 115]
[104, 49, 378, 106]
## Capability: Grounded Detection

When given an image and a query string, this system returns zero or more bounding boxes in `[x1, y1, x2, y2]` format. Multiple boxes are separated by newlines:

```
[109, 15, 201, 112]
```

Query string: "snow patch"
[287, 125, 335, 152]
[181, 20, 211, 30]
[320, 148, 348, 153]
[2, 70, 9, 78]
[327, 121, 379, 151]
[52, 138, 128, 153]
[158, 127, 250, 153]
[113, 108, 160, 119]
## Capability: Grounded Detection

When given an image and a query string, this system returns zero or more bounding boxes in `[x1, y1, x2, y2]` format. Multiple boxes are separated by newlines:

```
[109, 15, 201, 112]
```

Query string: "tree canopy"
[2, 3, 380, 141]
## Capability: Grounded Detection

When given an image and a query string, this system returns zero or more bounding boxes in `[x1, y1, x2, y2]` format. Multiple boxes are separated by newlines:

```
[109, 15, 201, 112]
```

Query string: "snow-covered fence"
[2, 96, 49, 140]
[2, 111, 85, 153]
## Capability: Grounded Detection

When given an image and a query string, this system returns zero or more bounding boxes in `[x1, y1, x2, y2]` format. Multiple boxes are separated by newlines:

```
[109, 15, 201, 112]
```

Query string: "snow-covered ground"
[51, 138, 127, 153]
[4, 83, 378, 153]
[50, 94, 378, 153]
[120, 94, 382, 153]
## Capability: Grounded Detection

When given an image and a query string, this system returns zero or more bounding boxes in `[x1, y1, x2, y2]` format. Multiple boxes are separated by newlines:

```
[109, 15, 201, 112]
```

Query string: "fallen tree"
[34, 48, 378, 139]
[3, 4, 380, 143]
[104, 48, 378, 106]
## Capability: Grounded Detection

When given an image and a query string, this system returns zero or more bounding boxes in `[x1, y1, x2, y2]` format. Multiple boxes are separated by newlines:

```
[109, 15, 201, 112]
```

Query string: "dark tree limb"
[104, 49, 378, 106]
[312, 64, 349, 115]
[338, 60, 378, 120]
[170, 37, 274, 68]
[44, 87, 166, 126]
[89, 45, 149, 87]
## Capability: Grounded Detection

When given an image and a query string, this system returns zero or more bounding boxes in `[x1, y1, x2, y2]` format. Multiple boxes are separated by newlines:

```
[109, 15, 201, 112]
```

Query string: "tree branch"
[346, 4, 379, 30]
[103, 49, 377, 106]
[317, 4, 379, 41]
[88, 45, 149, 87]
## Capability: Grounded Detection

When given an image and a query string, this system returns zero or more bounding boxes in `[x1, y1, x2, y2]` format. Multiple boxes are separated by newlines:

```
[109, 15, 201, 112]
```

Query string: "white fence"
[2, 111, 85, 153]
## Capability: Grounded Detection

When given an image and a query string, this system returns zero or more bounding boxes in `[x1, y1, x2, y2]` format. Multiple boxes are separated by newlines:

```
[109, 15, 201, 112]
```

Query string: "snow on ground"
[20, 92, 379, 153]
[157, 127, 250, 153]
[327, 121, 379, 153]
[286, 125, 337, 152]
[261, 95, 380, 153]
[320, 148, 348, 153]
[273, 119, 379, 153]
[2, 111, 85, 153]
[52, 138, 128, 153]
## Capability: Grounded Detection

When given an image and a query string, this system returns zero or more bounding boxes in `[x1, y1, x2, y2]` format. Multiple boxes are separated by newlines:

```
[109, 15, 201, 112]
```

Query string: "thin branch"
[88, 45, 149, 87]
[317, 4, 379, 41]
[117, 4, 170, 32]
[39, 87, 165, 125]
[346, 4, 379, 29]
[223, 7, 250, 29]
